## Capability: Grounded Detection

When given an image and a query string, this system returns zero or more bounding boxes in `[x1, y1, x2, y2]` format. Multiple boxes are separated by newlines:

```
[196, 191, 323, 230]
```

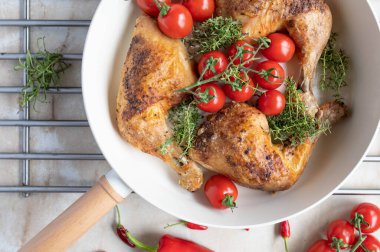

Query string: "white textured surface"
[0, 0, 378, 251]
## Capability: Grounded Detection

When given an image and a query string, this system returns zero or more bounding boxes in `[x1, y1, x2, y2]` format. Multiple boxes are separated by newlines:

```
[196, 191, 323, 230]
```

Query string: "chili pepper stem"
[164, 221, 186, 229]
[126, 231, 158, 252]
[115, 205, 121, 228]
[283, 238, 289, 252]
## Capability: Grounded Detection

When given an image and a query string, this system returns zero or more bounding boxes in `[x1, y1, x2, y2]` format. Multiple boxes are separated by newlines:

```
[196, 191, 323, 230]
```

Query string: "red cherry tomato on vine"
[327, 219, 355, 248]
[194, 83, 225, 113]
[198, 51, 228, 80]
[356, 235, 380, 252]
[204, 175, 238, 210]
[351, 202, 380, 233]
[183, 0, 214, 22]
[223, 73, 255, 102]
[227, 40, 254, 66]
[258, 90, 285, 116]
[253, 60, 285, 90]
[307, 239, 335, 252]
[136, 0, 171, 17]
[261, 33, 295, 62]
[157, 4, 193, 39]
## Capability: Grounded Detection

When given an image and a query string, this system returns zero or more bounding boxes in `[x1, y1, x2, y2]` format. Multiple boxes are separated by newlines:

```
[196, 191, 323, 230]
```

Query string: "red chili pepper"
[117, 225, 136, 248]
[115, 206, 135, 248]
[165, 220, 208, 230]
[280, 220, 290, 252]
[245, 228, 250, 231]
[186, 222, 208, 230]
[127, 232, 214, 252]
[158, 235, 213, 252]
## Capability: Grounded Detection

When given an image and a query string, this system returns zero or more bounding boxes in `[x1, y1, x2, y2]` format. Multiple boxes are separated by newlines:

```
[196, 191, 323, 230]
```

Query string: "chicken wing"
[116, 15, 203, 191]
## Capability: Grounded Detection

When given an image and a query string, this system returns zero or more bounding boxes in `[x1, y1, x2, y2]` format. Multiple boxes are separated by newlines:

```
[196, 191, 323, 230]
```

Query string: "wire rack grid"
[0, 0, 379, 196]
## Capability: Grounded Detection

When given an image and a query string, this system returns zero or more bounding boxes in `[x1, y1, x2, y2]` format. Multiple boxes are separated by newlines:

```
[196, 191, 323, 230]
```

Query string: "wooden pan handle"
[20, 175, 125, 252]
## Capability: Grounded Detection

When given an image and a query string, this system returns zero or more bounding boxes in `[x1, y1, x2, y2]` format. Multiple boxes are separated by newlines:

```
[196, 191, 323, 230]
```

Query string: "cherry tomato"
[204, 175, 238, 210]
[157, 4, 193, 39]
[327, 219, 355, 248]
[307, 240, 335, 252]
[136, 0, 171, 17]
[253, 60, 285, 90]
[183, 0, 214, 22]
[257, 90, 285, 116]
[223, 73, 255, 102]
[198, 51, 228, 80]
[227, 40, 254, 66]
[356, 235, 380, 252]
[351, 202, 380, 233]
[261, 33, 295, 62]
[194, 83, 225, 113]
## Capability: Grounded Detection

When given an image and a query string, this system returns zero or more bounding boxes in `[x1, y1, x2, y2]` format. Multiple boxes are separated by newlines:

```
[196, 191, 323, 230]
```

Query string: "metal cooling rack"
[0, 0, 378, 196]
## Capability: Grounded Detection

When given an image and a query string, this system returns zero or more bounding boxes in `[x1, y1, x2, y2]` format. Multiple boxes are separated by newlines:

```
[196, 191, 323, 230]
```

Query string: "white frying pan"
[20, 0, 380, 251]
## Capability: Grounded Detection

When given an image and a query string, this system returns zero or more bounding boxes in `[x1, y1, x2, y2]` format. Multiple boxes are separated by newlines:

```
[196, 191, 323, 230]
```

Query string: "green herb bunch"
[319, 32, 349, 100]
[268, 79, 329, 146]
[184, 16, 242, 57]
[15, 38, 71, 108]
[160, 100, 201, 157]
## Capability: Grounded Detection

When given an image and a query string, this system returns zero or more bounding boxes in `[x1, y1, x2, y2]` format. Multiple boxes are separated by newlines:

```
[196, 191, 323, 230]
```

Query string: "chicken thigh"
[216, 0, 332, 115]
[190, 102, 346, 191]
[116, 15, 203, 191]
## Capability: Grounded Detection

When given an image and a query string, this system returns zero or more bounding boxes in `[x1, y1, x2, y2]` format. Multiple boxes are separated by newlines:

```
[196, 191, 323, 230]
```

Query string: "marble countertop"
[0, 0, 379, 251]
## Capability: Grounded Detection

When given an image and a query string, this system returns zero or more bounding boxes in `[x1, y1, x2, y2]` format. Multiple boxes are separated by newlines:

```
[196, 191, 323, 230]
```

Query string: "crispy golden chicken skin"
[190, 102, 346, 191]
[116, 15, 203, 191]
[216, 0, 332, 115]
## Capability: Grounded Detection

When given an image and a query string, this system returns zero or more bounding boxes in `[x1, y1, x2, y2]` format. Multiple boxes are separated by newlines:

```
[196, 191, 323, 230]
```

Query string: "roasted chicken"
[116, 15, 203, 191]
[189, 102, 346, 191]
[216, 0, 332, 116]
[118, 0, 345, 192]
[187, 0, 341, 191]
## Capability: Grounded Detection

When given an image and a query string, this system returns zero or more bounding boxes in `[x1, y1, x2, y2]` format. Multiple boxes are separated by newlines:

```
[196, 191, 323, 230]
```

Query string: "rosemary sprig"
[15, 38, 71, 108]
[162, 100, 201, 157]
[184, 16, 242, 57]
[268, 79, 329, 146]
[319, 32, 349, 100]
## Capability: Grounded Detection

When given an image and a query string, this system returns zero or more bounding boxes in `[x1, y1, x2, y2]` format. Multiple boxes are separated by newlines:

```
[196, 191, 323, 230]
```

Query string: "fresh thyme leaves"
[184, 16, 242, 56]
[167, 100, 201, 156]
[319, 32, 349, 100]
[159, 138, 173, 155]
[177, 38, 270, 94]
[268, 79, 329, 146]
[15, 38, 71, 108]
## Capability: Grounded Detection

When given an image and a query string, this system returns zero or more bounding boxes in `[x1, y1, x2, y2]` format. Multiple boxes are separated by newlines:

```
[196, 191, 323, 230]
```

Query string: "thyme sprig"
[319, 32, 349, 100]
[184, 16, 242, 56]
[268, 79, 329, 146]
[15, 38, 71, 108]
[160, 100, 201, 157]
[177, 38, 271, 94]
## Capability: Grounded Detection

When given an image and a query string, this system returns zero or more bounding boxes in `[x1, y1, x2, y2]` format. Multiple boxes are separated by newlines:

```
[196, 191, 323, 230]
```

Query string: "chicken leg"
[116, 15, 203, 191]
[216, 0, 332, 115]
[189, 101, 346, 191]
